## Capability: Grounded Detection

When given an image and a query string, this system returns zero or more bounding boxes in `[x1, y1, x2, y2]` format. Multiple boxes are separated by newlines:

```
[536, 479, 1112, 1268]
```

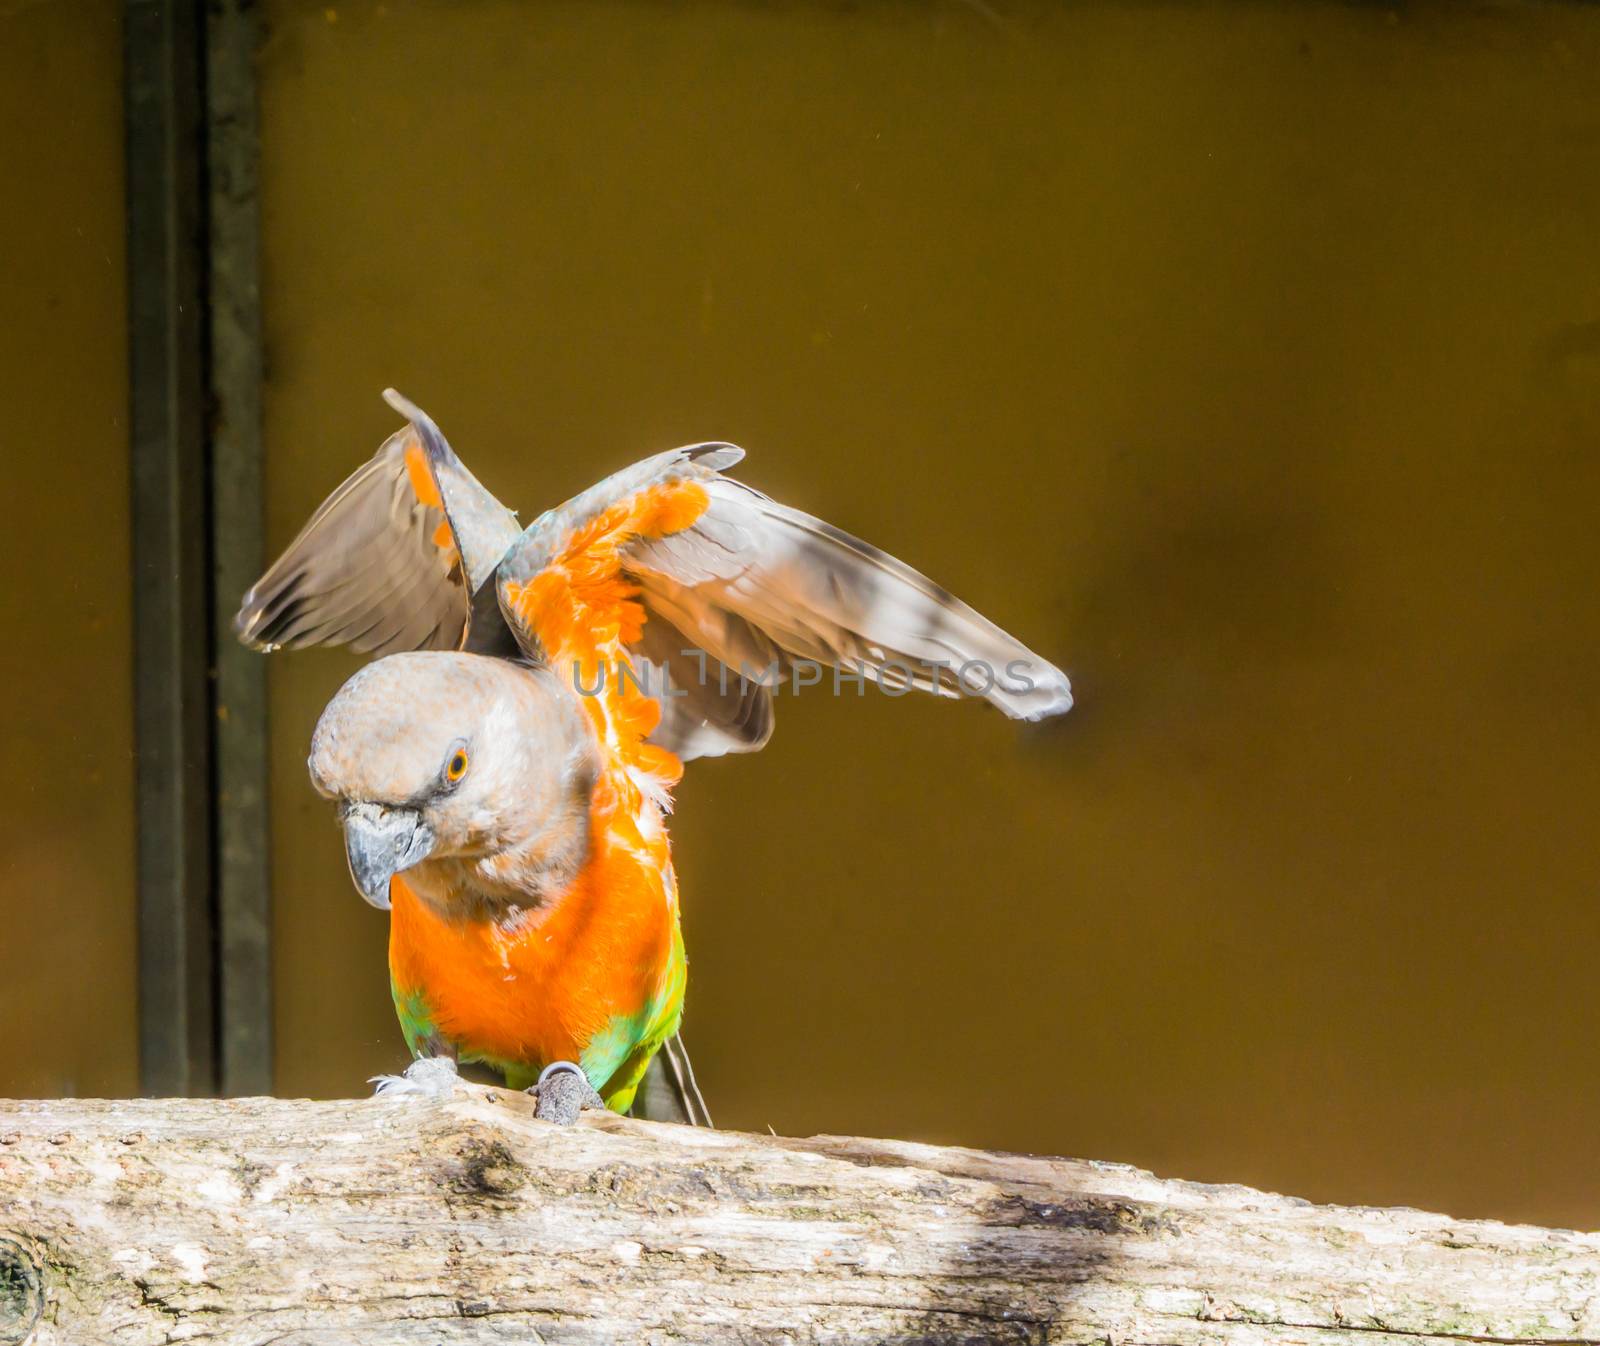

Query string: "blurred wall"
[250, 0, 1600, 1228]
[0, 0, 136, 1097]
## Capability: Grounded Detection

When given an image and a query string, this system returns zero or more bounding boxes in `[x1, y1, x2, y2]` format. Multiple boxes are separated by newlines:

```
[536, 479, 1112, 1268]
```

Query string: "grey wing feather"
[235, 391, 522, 659]
[235, 432, 469, 656]
[633, 610, 775, 761]
[626, 477, 1074, 723]
[631, 1033, 713, 1127]
[496, 442, 745, 589]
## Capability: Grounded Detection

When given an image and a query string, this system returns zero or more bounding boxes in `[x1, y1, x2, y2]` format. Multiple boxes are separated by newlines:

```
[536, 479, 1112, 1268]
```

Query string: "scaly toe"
[528, 1061, 605, 1124]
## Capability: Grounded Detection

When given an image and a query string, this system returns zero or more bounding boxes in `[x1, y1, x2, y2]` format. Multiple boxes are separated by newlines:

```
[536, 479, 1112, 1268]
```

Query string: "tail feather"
[631, 1033, 713, 1127]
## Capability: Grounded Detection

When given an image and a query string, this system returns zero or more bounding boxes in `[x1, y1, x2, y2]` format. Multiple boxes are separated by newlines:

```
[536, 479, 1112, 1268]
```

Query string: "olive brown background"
[4, 0, 1600, 1229]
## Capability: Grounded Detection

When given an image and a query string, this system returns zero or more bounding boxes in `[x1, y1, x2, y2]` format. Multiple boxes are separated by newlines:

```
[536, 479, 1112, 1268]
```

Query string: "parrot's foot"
[370, 1055, 460, 1100]
[528, 1061, 605, 1124]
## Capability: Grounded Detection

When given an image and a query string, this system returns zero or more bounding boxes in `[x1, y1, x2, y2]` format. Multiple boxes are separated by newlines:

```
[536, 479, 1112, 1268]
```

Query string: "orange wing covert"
[501, 477, 712, 814]
[403, 439, 463, 565]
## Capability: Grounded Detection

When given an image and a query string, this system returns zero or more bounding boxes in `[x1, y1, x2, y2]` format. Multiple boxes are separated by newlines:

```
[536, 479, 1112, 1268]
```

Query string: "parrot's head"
[308, 652, 597, 913]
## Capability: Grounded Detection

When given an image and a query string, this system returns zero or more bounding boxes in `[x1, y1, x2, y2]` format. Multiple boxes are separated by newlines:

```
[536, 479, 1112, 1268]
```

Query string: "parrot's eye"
[445, 748, 470, 783]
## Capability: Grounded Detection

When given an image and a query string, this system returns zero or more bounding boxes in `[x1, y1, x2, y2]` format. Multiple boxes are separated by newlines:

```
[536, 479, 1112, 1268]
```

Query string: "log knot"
[1005, 1195, 1175, 1238]
[0, 1237, 43, 1346]
[447, 1132, 528, 1199]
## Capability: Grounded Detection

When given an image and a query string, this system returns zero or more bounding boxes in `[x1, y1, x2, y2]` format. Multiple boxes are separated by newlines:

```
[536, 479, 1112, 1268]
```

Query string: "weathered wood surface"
[1, 1084, 1597, 1345]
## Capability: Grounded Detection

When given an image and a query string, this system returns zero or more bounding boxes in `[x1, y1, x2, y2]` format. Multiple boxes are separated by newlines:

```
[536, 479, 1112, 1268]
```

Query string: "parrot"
[236, 390, 1072, 1124]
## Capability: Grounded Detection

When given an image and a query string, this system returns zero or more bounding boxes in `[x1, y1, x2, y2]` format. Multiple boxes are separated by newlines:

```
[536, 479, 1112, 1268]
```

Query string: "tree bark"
[1, 1085, 1595, 1345]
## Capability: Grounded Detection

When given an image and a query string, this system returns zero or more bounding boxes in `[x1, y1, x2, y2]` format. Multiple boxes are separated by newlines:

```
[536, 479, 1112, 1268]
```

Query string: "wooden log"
[1, 1083, 1596, 1344]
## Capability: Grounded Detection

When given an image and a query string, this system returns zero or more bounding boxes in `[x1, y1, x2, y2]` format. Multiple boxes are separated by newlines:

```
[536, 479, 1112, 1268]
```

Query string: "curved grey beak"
[342, 803, 436, 910]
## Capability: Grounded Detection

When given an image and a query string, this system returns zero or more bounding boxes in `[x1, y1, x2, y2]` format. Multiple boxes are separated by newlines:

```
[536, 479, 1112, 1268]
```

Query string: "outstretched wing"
[627, 476, 1075, 722]
[495, 443, 1072, 769]
[235, 390, 521, 658]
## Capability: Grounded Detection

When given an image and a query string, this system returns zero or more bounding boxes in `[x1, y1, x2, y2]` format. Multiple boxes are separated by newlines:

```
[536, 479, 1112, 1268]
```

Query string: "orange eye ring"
[446, 748, 469, 783]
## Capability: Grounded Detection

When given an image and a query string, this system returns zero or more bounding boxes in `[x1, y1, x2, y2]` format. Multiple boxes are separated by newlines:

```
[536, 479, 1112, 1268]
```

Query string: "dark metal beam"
[126, 0, 215, 1096]
[206, 0, 273, 1098]
[126, 0, 272, 1096]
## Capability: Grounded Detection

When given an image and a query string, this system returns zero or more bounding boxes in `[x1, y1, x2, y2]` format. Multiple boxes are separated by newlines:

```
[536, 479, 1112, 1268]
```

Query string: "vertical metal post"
[207, 0, 273, 1098]
[126, 0, 216, 1096]
[126, 0, 272, 1096]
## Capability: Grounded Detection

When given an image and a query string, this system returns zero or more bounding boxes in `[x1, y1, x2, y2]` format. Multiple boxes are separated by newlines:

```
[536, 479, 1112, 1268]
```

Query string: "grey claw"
[529, 1061, 605, 1124]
